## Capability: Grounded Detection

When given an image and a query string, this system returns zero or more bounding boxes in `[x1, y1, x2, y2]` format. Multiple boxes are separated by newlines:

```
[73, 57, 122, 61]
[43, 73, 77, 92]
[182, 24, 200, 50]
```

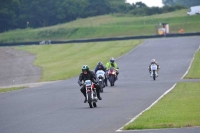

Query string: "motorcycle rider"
[106, 57, 119, 79]
[94, 62, 108, 86]
[78, 65, 102, 103]
[148, 59, 160, 76]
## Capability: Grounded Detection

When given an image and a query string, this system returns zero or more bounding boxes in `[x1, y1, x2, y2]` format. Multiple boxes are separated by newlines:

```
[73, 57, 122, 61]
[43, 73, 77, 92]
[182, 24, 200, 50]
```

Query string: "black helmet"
[82, 65, 89, 72]
[97, 62, 103, 66]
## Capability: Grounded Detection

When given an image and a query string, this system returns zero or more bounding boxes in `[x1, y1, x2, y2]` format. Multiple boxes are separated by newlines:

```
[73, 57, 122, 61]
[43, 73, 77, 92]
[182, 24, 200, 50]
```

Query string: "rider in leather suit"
[148, 59, 160, 75]
[94, 62, 107, 86]
[78, 65, 102, 103]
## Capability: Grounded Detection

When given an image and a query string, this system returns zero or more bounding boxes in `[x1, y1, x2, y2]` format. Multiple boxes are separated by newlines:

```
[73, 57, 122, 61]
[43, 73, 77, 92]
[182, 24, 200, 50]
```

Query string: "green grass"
[0, 87, 26, 93]
[123, 45, 200, 130]
[184, 48, 200, 78]
[17, 40, 142, 81]
[123, 82, 200, 130]
[1, 9, 200, 43]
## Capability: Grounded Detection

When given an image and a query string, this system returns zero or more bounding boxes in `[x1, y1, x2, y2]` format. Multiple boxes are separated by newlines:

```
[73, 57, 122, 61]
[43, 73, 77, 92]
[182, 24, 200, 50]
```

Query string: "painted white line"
[116, 44, 200, 132]
[181, 45, 200, 79]
[116, 126, 200, 132]
[116, 83, 177, 132]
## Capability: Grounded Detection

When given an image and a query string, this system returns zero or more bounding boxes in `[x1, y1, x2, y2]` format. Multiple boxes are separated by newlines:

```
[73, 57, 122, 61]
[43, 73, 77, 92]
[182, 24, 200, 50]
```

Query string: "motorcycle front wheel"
[109, 75, 115, 86]
[99, 81, 104, 92]
[87, 92, 93, 108]
[153, 70, 156, 80]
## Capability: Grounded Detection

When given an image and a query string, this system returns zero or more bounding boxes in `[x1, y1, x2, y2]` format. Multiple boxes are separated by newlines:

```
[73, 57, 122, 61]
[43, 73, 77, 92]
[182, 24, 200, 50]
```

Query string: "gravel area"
[0, 47, 41, 87]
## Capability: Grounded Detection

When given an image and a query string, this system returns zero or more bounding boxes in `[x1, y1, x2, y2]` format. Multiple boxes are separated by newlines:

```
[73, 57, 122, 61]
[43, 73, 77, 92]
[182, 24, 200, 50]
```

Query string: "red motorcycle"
[107, 67, 117, 86]
[84, 80, 98, 108]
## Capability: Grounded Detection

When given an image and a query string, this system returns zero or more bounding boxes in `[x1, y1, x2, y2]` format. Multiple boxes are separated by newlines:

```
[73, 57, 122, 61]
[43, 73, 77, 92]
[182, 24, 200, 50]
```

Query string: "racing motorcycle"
[96, 70, 105, 93]
[150, 64, 158, 80]
[84, 80, 98, 108]
[107, 67, 117, 86]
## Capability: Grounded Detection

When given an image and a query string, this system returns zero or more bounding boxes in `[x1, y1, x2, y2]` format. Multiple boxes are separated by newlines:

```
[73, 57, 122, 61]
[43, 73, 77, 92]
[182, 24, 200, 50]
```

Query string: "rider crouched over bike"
[148, 59, 160, 76]
[78, 65, 102, 103]
[94, 62, 108, 86]
[106, 57, 119, 79]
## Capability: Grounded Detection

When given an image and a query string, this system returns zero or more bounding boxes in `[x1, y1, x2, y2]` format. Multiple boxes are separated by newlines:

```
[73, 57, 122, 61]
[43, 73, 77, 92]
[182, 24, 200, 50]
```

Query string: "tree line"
[162, 0, 200, 7]
[1, 0, 196, 32]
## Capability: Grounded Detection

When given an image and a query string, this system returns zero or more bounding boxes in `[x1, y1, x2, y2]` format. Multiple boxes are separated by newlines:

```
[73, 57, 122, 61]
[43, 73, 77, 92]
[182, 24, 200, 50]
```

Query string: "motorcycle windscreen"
[85, 80, 92, 87]
[151, 64, 157, 70]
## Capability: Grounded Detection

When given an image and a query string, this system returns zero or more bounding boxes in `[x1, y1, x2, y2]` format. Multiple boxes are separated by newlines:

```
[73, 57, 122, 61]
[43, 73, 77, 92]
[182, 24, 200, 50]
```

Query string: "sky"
[126, 0, 163, 7]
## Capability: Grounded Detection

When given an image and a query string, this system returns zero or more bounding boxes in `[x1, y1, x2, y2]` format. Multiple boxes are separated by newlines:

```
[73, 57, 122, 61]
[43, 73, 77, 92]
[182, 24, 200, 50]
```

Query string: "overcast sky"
[126, 0, 163, 7]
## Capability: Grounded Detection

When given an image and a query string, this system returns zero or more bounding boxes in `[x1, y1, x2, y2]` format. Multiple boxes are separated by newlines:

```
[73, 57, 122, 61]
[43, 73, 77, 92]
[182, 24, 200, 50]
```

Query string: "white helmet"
[151, 59, 156, 63]
[110, 57, 115, 63]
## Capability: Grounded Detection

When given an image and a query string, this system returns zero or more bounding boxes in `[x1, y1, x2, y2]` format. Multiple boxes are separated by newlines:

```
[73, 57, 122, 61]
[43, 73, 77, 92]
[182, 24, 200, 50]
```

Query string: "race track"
[0, 37, 200, 133]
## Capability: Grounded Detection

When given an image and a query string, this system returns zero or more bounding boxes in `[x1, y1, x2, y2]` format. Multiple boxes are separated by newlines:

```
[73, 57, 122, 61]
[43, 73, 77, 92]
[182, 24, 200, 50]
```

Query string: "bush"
[129, 5, 186, 16]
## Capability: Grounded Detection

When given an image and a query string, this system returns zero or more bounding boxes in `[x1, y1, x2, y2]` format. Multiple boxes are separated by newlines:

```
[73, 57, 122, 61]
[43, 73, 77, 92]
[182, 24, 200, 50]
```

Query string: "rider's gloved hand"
[94, 81, 98, 85]
[79, 83, 83, 86]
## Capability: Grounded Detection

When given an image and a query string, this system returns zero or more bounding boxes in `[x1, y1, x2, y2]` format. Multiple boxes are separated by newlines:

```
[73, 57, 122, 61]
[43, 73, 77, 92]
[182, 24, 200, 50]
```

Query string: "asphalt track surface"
[0, 37, 200, 133]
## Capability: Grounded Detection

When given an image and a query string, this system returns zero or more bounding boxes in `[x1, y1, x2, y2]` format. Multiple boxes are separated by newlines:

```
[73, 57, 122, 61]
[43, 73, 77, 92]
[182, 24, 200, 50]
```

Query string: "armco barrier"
[0, 32, 200, 47]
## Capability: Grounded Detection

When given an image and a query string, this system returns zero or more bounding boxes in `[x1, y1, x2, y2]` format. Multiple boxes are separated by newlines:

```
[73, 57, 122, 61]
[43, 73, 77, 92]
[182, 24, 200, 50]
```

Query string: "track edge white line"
[116, 83, 177, 132]
[181, 45, 200, 79]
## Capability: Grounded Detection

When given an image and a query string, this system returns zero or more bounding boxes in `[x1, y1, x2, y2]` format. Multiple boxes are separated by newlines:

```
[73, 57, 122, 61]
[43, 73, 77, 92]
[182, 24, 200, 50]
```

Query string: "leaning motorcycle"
[96, 70, 105, 93]
[84, 80, 98, 108]
[107, 67, 117, 86]
[150, 64, 158, 80]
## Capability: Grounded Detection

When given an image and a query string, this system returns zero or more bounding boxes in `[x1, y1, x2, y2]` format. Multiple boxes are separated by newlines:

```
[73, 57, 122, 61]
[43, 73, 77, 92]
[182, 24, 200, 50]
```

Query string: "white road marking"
[116, 43, 200, 132]
[116, 84, 177, 132]
[181, 45, 200, 79]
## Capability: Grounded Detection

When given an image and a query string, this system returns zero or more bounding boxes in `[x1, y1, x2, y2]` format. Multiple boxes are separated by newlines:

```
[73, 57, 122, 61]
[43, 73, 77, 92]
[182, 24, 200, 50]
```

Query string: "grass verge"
[0, 87, 26, 93]
[123, 82, 200, 130]
[16, 40, 142, 81]
[184, 48, 200, 79]
[1, 9, 200, 43]
[123, 44, 200, 130]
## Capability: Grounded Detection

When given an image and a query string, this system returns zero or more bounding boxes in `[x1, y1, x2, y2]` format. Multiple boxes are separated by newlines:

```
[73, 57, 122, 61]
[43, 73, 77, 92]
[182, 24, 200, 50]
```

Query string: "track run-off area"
[0, 37, 200, 133]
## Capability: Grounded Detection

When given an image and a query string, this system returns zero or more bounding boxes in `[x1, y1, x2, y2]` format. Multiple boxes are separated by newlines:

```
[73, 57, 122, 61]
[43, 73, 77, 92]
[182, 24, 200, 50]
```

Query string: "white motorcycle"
[96, 70, 105, 93]
[150, 64, 158, 80]
[84, 80, 98, 108]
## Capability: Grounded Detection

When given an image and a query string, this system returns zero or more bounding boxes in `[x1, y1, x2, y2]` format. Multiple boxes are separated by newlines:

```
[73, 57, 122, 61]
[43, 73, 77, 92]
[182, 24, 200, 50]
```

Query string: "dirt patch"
[0, 47, 41, 87]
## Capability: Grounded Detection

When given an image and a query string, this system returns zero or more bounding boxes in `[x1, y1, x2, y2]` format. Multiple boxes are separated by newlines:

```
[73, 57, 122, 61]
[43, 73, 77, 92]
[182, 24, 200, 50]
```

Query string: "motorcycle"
[150, 64, 158, 80]
[107, 67, 117, 86]
[84, 80, 98, 108]
[96, 70, 105, 93]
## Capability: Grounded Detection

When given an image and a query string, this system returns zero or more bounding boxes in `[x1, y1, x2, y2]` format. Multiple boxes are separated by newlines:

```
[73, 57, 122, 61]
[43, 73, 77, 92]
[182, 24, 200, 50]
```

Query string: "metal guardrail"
[0, 32, 200, 47]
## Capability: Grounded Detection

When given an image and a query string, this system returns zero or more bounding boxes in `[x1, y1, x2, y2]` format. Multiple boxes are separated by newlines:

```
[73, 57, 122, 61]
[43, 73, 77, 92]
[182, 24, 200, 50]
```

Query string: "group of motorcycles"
[84, 64, 159, 108]
[84, 67, 118, 108]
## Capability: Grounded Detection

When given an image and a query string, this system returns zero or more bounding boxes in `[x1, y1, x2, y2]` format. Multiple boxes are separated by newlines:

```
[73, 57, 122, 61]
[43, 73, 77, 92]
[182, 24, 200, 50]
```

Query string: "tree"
[0, 0, 20, 32]
[135, 2, 147, 8]
[108, 0, 130, 13]
[86, 0, 111, 16]
[162, 0, 200, 7]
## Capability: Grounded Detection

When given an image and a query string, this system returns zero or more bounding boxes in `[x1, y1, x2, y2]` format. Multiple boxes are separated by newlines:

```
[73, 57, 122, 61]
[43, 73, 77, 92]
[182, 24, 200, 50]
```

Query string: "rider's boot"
[80, 89, 87, 103]
[149, 71, 152, 77]
[84, 97, 87, 103]
[98, 95, 102, 100]
[97, 90, 102, 100]
[105, 79, 108, 86]
[116, 71, 119, 80]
